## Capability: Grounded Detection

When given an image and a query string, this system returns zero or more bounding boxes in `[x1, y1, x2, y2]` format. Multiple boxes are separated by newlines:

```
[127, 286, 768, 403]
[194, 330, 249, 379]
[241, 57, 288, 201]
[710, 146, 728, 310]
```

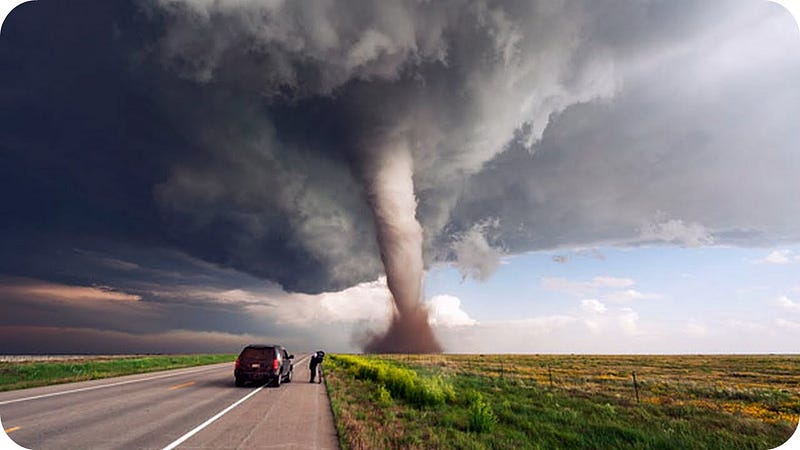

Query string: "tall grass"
[332, 354, 455, 406]
[468, 391, 498, 433]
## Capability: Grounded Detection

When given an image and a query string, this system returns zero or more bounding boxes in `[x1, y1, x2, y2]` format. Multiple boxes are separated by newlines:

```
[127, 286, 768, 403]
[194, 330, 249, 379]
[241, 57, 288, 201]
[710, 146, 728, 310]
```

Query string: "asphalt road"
[0, 354, 338, 449]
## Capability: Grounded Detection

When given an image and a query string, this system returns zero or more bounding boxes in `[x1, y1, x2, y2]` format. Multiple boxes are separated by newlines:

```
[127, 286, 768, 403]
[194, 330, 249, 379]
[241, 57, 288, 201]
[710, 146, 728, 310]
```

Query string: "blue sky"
[423, 245, 800, 353]
[429, 245, 800, 319]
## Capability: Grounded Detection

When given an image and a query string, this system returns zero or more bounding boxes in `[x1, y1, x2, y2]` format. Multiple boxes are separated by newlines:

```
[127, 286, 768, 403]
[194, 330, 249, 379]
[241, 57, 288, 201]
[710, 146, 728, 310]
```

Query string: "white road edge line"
[0, 363, 228, 405]
[162, 354, 311, 450]
[161, 385, 266, 450]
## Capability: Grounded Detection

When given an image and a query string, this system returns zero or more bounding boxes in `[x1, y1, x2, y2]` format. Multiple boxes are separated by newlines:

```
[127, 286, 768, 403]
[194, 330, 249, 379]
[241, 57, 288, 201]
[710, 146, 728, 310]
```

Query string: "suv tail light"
[235, 357, 240, 369]
[273, 358, 280, 370]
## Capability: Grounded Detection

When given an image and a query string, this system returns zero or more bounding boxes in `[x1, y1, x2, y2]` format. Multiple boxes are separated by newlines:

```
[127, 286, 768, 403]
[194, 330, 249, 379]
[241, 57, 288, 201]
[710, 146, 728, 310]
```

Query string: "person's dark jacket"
[310, 351, 325, 366]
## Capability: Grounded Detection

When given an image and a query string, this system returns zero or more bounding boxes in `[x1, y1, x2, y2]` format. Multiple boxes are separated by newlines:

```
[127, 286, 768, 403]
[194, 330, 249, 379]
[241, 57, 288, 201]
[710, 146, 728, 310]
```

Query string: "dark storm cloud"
[451, 1, 800, 253]
[138, 0, 628, 290]
[142, 0, 800, 282]
[1, 0, 799, 352]
[2, 0, 623, 294]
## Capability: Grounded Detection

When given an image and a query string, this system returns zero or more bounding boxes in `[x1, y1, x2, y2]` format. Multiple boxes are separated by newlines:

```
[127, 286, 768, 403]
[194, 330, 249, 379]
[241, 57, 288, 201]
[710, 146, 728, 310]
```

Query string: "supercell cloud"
[145, 0, 624, 351]
[146, 0, 622, 294]
[0, 0, 799, 351]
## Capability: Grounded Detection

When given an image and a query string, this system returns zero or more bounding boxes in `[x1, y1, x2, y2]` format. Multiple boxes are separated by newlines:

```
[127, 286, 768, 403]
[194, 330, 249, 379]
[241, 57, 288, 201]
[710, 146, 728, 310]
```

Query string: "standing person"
[309, 350, 325, 383]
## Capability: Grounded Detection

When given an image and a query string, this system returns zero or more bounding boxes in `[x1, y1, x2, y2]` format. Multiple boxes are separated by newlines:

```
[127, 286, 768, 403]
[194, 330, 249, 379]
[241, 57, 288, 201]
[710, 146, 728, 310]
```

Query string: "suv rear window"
[240, 346, 276, 360]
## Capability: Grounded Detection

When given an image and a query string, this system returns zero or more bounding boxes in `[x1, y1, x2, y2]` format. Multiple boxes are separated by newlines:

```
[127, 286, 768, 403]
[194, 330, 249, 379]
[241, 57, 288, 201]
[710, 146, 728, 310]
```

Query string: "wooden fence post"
[548, 365, 554, 387]
[632, 372, 640, 404]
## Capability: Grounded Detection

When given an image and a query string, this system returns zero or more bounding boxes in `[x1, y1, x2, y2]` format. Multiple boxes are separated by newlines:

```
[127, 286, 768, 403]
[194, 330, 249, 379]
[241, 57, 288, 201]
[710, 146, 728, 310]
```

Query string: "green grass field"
[0, 354, 236, 391]
[325, 354, 799, 449]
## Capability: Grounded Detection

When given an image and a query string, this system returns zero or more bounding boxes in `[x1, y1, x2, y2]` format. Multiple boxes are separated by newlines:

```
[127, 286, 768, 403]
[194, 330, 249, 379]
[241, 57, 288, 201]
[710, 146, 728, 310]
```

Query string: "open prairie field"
[325, 354, 799, 449]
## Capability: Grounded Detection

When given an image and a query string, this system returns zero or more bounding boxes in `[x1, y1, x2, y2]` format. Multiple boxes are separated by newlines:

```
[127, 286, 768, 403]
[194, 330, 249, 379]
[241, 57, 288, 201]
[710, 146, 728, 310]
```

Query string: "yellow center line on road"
[168, 381, 195, 390]
[4, 426, 20, 433]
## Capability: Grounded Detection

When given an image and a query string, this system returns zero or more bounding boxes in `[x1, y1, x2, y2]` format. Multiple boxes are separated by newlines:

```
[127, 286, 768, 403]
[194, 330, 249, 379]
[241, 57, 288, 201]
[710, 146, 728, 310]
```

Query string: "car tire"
[273, 374, 281, 388]
[285, 369, 293, 383]
[235, 377, 244, 387]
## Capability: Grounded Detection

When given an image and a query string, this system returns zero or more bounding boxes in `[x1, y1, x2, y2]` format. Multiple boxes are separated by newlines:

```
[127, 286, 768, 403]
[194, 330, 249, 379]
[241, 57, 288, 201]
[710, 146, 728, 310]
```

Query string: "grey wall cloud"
[147, 0, 623, 282]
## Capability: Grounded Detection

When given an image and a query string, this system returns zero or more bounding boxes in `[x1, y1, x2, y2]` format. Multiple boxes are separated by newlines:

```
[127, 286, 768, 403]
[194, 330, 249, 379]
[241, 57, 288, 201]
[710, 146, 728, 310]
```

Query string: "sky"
[0, 0, 799, 354]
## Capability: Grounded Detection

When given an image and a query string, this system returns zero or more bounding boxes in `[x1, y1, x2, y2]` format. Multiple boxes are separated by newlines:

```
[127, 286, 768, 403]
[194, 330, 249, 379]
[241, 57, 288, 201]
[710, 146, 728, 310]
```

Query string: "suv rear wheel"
[235, 377, 244, 387]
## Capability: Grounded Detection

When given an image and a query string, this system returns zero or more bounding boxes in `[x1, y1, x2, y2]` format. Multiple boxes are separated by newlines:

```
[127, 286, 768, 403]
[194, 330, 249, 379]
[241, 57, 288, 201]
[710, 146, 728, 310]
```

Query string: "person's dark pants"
[309, 361, 319, 382]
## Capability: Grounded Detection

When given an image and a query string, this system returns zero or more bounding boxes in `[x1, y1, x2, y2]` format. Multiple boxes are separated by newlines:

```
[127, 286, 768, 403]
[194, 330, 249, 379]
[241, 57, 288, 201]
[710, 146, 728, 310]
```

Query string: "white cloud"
[215, 289, 273, 305]
[775, 295, 800, 313]
[279, 278, 393, 325]
[758, 249, 799, 264]
[638, 215, 715, 247]
[433, 305, 653, 353]
[426, 295, 477, 327]
[776, 318, 800, 330]
[580, 299, 607, 314]
[161, 277, 393, 326]
[602, 289, 658, 303]
[147, 285, 277, 307]
[592, 276, 635, 289]
[766, 250, 792, 264]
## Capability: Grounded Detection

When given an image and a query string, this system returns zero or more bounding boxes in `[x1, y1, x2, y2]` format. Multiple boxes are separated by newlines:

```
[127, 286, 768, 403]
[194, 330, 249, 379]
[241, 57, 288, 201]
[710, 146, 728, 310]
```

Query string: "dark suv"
[234, 344, 294, 387]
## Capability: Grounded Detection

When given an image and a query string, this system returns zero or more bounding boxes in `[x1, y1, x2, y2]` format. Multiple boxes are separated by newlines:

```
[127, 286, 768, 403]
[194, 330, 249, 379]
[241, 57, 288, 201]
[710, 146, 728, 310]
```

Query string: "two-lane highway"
[0, 354, 338, 449]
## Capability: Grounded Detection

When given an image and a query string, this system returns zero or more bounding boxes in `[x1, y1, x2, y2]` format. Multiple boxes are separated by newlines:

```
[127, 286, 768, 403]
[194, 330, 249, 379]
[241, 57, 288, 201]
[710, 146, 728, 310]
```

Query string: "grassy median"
[325, 354, 799, 449]
[0, 354, 236, 392]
